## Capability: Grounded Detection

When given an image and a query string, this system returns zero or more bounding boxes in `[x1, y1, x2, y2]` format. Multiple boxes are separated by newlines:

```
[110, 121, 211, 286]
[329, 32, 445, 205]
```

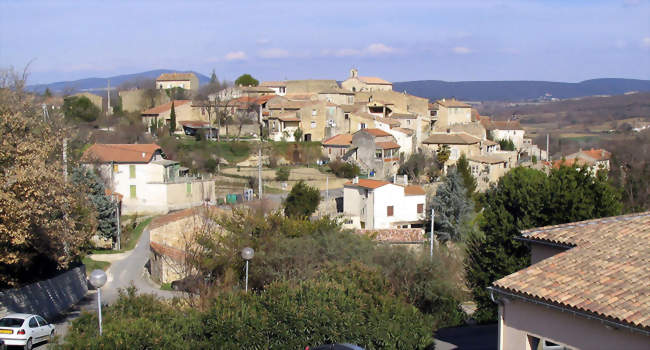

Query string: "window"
[186, 182, 192, 194]
[36, 316, 47, 326]
[311, 121, 316, 129]
[345, 113, 349, 120]
[130, 185, 136, 199]
[328, 148, 331, 155]
[417, 203, 424, 213]
[129, 165, 136, 178]
[312, 109, 317, 116]
[375, 149, 383, 159]
[407, 120, 411, 125]
[113, 164, 118, 173]
[29, 317, 38, 328]
[387, 206, 394, 216]
[360, 123, 366, 129]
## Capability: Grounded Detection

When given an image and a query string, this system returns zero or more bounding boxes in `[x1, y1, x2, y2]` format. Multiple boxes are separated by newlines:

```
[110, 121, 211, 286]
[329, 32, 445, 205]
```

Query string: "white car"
[0, 313, 55, 350]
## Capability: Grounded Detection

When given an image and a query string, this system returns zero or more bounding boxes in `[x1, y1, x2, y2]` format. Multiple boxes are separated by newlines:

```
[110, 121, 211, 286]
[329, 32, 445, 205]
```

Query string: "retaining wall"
[0, 266, 88, 320]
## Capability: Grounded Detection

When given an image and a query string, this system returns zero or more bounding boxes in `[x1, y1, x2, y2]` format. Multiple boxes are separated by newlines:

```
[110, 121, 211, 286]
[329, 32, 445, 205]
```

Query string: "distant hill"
[392, 78, 650, 101]
[28, 69, 210, 94]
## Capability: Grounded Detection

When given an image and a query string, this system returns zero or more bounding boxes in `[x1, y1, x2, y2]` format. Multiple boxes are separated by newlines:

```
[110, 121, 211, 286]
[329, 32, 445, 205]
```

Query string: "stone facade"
[119, 89, 170, 112]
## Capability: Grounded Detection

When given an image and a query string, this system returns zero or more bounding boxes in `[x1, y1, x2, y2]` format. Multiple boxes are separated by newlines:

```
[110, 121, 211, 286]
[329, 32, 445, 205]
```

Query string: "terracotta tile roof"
[255, 94, 277, 104]
[568, 148, 611, 162]
[404, 185, 426, 196]
[358, 76, 392, 85]
[355, 228, 425, 243]
[150, 206, 221, 230]
[552, 158, 591, 169]
[393, 127, 414, 136]
[480, 117, 523, 130]
[156, 73, 196, 81]
[375, 117, 401, 126]
[322, 134, 353, 146]
[423, 133, 481, 145]
[141, 100, 191, 115]
[376, 141, 400, 150]
[82, 143, 162, 163]
[105, 189, 123, 201]
[436, 98, 471, 108]
[391, 113, 417, 119]
[358, 128, 392, 137]
[344, 178, 390, 189]
[468, 154, 507, 164]
[260, 81, 286, 87]
[150, 241, 186, 263]
[493, 212, 650, 331]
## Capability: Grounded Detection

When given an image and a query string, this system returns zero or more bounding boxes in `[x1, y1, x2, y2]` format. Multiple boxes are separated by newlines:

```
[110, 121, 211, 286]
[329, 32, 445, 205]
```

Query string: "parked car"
[0, 313, 55, 350]
[307, 344, 365, 350]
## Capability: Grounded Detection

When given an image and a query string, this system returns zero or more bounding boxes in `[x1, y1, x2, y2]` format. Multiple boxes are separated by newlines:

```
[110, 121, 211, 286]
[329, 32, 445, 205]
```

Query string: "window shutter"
[387, 206, 394, 216]
[417, 203, 424, 213]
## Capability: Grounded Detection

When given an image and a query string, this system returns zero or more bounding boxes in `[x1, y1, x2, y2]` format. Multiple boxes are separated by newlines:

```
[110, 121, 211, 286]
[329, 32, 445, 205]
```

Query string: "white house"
[343, 178, 426, 229]
[81, 144, 215, 215]
[481, 117, 526, 150]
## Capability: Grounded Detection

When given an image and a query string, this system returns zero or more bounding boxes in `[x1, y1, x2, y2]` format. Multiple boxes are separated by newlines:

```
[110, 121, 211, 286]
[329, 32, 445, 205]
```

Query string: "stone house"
[341, 68, 393, 92]
[317, 88, 355, 105]
[141, 100, 199, 133]
[285, 79, 340, 94]
[350, 128, 401, 178]
[343, 178, 426, 229]
[481, 117, 526, 149]
[260, 81, 287, 96]
[267, 112, 302, 141]
[421, 132, 483, 167]
[467, 154, 511, 191]
[431, 98, 473, 131]
[490, 212, 650, 350]
[565, 148, 611, 172]
[156, 72, 199, 92]
[321, 134, 353, 161]
[119, 89, 170, 112]
[81, 144, 216, 215]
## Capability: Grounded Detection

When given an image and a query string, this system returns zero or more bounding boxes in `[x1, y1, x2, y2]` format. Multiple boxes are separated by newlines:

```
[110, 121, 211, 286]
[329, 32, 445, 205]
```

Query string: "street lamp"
[89, 269, 107, 336]
[241, 247, 254, 292]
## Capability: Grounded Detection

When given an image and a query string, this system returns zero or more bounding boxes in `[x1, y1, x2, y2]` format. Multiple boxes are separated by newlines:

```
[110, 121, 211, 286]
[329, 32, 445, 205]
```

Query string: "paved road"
[102, 225, 179, 304]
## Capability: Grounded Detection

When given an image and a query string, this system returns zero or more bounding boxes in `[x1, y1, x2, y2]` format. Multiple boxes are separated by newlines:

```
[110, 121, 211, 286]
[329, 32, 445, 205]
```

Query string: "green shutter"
[130, 185, 136, 198]
[186, 182, 192, 194]
[129, 165, 136, 178]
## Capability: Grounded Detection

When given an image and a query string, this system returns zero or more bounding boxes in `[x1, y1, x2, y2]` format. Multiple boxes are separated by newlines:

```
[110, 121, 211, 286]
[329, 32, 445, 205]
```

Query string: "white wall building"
[82, 144, 215, 215]
[343, 178, 426, 229]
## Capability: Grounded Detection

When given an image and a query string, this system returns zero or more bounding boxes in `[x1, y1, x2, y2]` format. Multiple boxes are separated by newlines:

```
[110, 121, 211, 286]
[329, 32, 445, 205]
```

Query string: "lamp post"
[241, 247, 254, 292]
[89, 269, 107, 336]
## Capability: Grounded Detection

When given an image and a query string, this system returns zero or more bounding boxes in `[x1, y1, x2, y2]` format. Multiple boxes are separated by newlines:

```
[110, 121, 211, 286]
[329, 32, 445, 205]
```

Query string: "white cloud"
[642, 37, 650, 48]
[365, 43, 395, 55]
[224, 51, 247, 61]
[256, 38, 271, 45]
[259, 48, 289, 59]
[452, 46, 472, 54]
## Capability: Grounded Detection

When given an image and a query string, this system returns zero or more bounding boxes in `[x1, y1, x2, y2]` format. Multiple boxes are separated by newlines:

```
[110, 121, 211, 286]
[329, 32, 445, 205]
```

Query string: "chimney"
[353, 176, 359, 184]
[403, 174, 408, 186]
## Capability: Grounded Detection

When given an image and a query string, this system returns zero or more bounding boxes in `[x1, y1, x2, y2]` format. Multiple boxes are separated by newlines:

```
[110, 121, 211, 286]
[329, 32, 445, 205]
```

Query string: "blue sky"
[1, 0, 649, 84]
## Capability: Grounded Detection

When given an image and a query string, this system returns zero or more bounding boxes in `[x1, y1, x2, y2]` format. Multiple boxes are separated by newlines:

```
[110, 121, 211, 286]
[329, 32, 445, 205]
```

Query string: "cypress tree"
[169, 101, 176, 135]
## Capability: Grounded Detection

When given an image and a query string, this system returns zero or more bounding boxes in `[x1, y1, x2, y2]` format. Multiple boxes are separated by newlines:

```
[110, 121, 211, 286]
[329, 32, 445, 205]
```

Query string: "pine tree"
[70, 167, 117, 240]
[210, 69, 217, 85]
[455, 154, 477, 196]
[169, 101, 176, 135]
[431, 171, 474, 242]
[284, 181, 320, 218]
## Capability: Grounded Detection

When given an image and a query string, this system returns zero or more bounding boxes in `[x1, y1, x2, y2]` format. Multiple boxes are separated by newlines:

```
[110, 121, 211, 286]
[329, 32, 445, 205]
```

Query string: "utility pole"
[430, 208, 435, 259]
[63, 138, 68, 182]
[326, 176, 329, 201]
[546, 134, 549, 161]
[107, 79, 111, 116]
[115, 196, 121, 250]
[258, 144, 262, 198]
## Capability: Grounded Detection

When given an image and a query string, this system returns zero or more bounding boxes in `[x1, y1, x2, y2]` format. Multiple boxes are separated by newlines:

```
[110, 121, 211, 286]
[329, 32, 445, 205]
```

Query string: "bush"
[284, 180, 320, 218]
[275, 167, 290, 181]
[328, 160, 360, 178]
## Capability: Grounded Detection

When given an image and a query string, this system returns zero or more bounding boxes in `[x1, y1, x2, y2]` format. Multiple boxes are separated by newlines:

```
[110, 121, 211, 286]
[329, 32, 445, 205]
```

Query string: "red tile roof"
[358, 76, 392, 85]
[493, 212, 650, 331]
[404, 185, 426, 196]
[156, 73, 197, 81]
[141, 100, 191, 115]
[376, 141, 400, 149]
[150, 241, 186, 263]
[568, 148, 611, 162]
[322, 134, 353, 146]
[344, 178, 391, 189]
[82, 144, 162, 163]
[423, 133, 481, 145]
[358, 128, 392, 137]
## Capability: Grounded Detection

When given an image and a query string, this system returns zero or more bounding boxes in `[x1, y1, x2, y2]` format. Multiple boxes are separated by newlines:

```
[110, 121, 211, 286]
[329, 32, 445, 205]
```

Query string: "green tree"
[432, 171, 474, 242]
[284, 180, 320, 218]
[465, 166, 622, 322]
[498, 138, 515, 151]
[293, 127, 303, 142]
[455, 153, 477, 196]
[169, 101, 176, 135]
[436, 145, 451, 165]
[70, 167, 117, 240]
[275, 166, 290, 181]
[62, 95, 101, 122]
[44, 88, 52, 98]
[210, 69, 217, 84]
[234, 73, 259, 87]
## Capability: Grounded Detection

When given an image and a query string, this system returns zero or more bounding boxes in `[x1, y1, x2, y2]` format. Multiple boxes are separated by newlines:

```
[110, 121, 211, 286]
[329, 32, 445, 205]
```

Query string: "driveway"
[435, 324, 498, 350]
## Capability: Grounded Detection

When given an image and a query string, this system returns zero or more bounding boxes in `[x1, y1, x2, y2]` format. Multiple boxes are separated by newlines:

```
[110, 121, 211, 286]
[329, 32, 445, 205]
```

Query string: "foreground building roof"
[492, 212, 650, 332]
[322, 134, 353, 146]
[82, 144, 162, 163]
[156, 73, 196, 81]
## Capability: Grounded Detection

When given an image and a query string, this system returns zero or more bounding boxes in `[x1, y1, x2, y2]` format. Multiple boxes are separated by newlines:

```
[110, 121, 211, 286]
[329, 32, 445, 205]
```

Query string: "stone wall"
[0, 266, 88, 320]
